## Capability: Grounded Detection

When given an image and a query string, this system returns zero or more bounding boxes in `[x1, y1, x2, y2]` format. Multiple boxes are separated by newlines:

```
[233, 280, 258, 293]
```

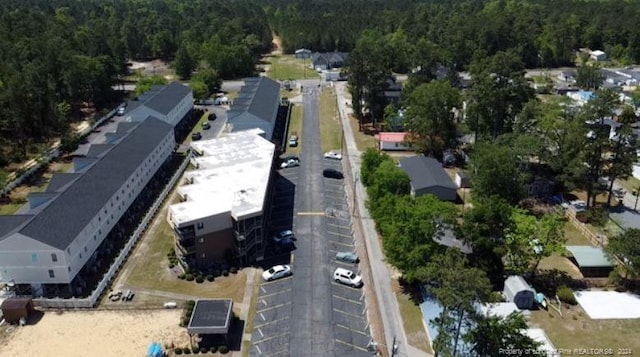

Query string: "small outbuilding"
[1, 297, 34, 324]
[188, 299, 234, 338]
[565, 245, 616, 277]
[375, 132, 409, 151]
[454, 171, 471, 188]
[590, 50, 607, 61]
[399, 156, 458, 201]
[294, 48, 312, 59]
[503, 275, 535, 310]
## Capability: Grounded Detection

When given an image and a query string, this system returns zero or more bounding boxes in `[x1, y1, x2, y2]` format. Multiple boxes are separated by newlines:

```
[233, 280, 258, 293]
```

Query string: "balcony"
[176, 242, 196, 256]
[175, 225, 195, 241]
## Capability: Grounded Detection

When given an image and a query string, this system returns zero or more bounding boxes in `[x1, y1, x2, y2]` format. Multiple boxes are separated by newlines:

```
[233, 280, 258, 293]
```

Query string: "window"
[199, 238, 204, 244]
[84, 247, 88, 253]
[196, 222, 204, 230]
[201, 253, 206, 259]
[68, 267, 71, 272]
[51, 253, 57, 262]
[48, 270, 55, 278]
[67, 248, 71, 254]
[31, 253, 38, 263]
[79, 253, 82, 259]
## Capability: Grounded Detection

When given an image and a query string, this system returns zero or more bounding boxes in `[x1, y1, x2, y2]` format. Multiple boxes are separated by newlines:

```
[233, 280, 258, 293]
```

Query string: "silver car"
[336, 252, 359, 264]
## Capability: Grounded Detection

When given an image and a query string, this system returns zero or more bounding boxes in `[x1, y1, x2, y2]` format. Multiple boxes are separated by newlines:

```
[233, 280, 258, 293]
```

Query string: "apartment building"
[226, 77, 281, 141]
[0, 117, 175, 296]
[167, 129, 276, 268]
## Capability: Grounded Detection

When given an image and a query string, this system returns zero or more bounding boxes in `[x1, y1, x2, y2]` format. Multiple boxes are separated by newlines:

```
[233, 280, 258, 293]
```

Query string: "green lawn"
[529, 307, 640, 352]
[285, 104, 303, 155]
[319, 87, 343, 153]
[184, 110, 211, 144]
[125, 215, 247, 301]
[0, 203, 24, 215]
[617, 176, 640, 195]
[264, 54, 319, 81]
[395, 281, 434, 354]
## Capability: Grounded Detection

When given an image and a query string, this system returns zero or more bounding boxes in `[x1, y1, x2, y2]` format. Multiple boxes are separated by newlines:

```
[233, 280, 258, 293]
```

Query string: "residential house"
[294, 48, 312, 59]
[310, 51, 349, 71]
[168, 129, 276, 268]
[375, 132, 409, 151]
[398, 156, 458, 201]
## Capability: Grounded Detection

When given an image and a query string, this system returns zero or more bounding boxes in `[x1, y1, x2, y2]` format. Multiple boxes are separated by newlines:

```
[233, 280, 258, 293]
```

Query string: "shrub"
[556, 285, 578, 305]
[213, 270, 221, 277]
[587, 207, 608, 227]
[206, 274, 215, 282]
[185, 274, 195, 281]
[183, 347, 191, 354]
[178, 273, 186, 280]
[222, 270, 229, 277]
[209, 346, 218, 353]
[230, 266, 238, 274]
[191, 346, 199, 354]
[187, 300, 196, 307]
[200, 347, 207, 354]
[169, 263, 175, 269]
[196, 276, 204, 283]
[218, 345, 229, 354]
[175, 347, 183, 355]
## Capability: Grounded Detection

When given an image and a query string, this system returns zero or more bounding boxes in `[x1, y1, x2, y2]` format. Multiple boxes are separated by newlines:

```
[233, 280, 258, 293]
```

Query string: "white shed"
[503, 275, 535, 310]
[590, 50, 607, 61]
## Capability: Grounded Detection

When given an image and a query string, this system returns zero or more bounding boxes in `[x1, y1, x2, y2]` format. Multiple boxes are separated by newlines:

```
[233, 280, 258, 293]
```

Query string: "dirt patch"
[0, 310, 189, 357]
[128, 59, 175, 80]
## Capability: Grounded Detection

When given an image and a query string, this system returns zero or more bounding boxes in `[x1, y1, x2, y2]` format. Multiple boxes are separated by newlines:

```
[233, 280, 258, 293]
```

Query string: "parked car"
[323, 168, 344, 179]
[280, 158, 300, 169]
[116, 104, 126, 116]
[208, 113, 217, 121]
[324, 151, 342, 160]
[281, 155, 299, 162]
[202, 122, 211, 130]
[191, 132, 202, 141]
[262, 264, 292, 281]
[288, 135, 299, 147]
[336, 252, 359, 264]
[333, 268, 363, 287]
[273, 230, 295, 243]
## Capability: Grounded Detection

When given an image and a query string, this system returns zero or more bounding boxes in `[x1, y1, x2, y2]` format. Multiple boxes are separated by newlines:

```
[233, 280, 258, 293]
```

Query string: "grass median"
[319, 87, 342, 153]
[285, 104, 303, 155]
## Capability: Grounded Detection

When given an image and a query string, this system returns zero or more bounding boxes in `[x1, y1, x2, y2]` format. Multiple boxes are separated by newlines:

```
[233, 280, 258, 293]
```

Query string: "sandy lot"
[0, 310, 189, 357]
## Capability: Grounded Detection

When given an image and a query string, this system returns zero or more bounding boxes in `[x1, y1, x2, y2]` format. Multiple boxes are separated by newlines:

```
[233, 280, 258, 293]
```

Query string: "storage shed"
[503, 275, 535, 310]
[455, 171, 471, 188]
[1, 297, 34, 324]
[565, 245, 616, 277]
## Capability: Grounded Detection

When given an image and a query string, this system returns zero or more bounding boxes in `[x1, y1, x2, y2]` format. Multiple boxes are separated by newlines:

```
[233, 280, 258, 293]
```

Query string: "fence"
[1, 109, 117, 197]
[33, 151, 192, 308]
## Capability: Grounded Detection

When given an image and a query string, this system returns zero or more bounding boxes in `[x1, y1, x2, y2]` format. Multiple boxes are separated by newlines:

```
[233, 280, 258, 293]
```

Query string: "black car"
[191, 132, 202, 141]
[208, 113, 217, 121]
[323, 168, 344, 179]
[201, 122, 211, 130]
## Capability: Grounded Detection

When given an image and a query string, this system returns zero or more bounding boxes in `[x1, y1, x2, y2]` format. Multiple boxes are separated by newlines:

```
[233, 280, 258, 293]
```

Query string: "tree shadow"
[197, 318, 244, 351]
[398, 277, 425, 305]
[533, 268, 587, 296]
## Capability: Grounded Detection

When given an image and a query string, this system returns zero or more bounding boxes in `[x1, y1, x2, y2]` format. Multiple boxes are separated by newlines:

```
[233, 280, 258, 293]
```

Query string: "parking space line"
[261, 288, 292, 298]
[253, 332, 290, 344]
[260, 299, 267, 306]
[255, 345, 262, 355]
[327, 231, 353, 238]
[297, 212, 325, 216]
[335, 324, 370, 336]
[256, 302, 292, 313]
[257, 328, 264, 338]
[254, 316, 290, 329]
[333, 308, 365, 319]
[260, 312, 266, 321]
[327, 222, 352, 229]
[332, 294, 363, 305]
[260, 286, 266, 293]
[261, 276, 293, 286]
[265, 350, 289, 357]
[334, 339, 369, 352]
[328, 239, 353, 246]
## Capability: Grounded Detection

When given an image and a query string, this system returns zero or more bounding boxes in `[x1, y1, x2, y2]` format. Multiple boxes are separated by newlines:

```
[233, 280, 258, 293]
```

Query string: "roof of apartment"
[227, 77, 280, 139]
[4, 117, 173, 250]
[169, 129, 274, 225]
[141, 81, 192, 115]
[399, 156, 458, 191]
[375, 132, 407, 143]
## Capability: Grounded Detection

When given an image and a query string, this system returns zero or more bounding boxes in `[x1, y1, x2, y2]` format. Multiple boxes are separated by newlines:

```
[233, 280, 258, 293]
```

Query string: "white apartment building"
[167, 129, 275, 267]
[0, 117, 175, 295]
[124, 82, 194, 127]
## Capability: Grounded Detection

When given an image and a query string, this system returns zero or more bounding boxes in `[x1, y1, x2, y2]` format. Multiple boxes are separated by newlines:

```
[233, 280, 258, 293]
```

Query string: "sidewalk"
[334, 82, 433, 357]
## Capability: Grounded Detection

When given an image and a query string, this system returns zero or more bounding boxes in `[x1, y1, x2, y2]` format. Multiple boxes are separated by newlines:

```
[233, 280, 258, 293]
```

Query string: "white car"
[324, 151, 342, 160]
[262, 264, 292, 281]
[333, 267, 363, 287]
[280, 158, 300, 169]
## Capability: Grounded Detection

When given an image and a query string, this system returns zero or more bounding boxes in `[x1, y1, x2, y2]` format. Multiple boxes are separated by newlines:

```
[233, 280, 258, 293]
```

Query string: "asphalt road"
[250, 87, 372, 356]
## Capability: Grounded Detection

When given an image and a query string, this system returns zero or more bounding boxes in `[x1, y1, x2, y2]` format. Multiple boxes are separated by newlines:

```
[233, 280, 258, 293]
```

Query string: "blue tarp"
[147, 342, 163, 357]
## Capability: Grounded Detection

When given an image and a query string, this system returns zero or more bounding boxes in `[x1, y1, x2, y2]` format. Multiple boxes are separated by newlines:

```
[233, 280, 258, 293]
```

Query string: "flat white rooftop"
[169, 129, 274, 225]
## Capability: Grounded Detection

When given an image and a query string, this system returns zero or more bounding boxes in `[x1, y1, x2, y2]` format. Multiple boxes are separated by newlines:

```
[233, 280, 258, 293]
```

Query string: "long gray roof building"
[227, 77, 281, 140]
[399, 156, 458, 201]
[0, 117, 173, 250]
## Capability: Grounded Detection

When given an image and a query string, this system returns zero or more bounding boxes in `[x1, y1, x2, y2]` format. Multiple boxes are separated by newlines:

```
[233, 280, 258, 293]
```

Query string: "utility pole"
[390, 336, 399, 357]
[635, 186, 640, 211]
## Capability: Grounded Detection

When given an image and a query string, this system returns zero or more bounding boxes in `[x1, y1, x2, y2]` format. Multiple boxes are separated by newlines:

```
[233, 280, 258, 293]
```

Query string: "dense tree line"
[266, 0, 640, 68]
[0, 0, 271, 166]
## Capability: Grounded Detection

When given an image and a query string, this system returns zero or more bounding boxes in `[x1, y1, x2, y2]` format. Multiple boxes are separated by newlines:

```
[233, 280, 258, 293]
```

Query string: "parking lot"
[250, 154, 371, 356]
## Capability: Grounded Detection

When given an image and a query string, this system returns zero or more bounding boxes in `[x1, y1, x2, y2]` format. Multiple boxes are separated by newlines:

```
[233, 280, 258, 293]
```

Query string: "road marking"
[333, 294, 363, 305]
[258, 328, 264, 338]
[261, 288, 292, 298]
[261, 276, 293, 286]
[254, 316, 290, 329]
[333, 308, 366, 319]
[328, 234, 354, 241]
[334, 338, 369, 352]
[291, 252, 295, 265]
[256, 302, 291, 313]
[253, 332, 290, 344]
[255, 345, 262, 355]
[260, 286, 266, 293]
[265, 350, 290, 357]
[297, 211, 325, 216]
[260, 299, 267, 306]
[335, 323, 370, 336]
[327, 222, 352, 229]
[260, 312, 266, 321]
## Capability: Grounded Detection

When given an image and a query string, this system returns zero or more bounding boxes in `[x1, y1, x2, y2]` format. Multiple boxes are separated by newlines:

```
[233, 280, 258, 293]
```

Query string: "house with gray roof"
[227, 77, 281, 140]
[0, 117, 175, 296]
[399, 156, 458, 201]
[311, 51, 349, 71]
